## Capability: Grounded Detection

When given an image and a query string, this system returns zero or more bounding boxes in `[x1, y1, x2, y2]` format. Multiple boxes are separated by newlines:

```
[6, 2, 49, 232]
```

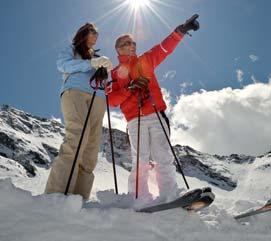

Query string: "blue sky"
[0, 0, 270, 119]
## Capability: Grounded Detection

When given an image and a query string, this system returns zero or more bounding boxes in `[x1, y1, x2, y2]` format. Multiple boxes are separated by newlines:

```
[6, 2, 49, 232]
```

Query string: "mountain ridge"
[0, 104, 270, 192]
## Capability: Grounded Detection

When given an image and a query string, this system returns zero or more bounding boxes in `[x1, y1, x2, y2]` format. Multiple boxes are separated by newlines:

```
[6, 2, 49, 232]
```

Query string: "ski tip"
[202, 187, 212, 193]
[185, 188, 215, 212]
[201, 190, 215, 201]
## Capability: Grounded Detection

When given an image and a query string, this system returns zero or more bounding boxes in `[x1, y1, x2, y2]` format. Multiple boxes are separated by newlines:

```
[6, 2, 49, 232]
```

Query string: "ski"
[137, 187, 215, 213]
[234, 199, 271, 220]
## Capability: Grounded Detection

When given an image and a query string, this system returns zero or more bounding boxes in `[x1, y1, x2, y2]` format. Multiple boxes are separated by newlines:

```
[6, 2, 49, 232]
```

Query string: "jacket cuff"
[172, 30, 184, 40]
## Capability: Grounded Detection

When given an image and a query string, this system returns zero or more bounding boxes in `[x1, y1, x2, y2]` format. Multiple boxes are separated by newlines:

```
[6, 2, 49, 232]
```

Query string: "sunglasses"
[119, 40, 136, 48]
[89, 28, 99, 35]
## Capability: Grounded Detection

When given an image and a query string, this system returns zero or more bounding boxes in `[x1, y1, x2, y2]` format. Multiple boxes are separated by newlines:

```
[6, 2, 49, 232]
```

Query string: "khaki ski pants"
[45, 89, 106, 199]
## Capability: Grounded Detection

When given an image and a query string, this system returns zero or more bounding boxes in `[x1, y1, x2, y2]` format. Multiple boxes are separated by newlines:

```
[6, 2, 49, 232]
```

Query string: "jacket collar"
[118, 55, 138, 64]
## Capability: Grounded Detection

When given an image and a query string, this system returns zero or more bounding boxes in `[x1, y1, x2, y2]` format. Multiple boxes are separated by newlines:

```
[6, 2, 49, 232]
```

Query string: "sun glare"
[95, 0, 183, 41]
[126, 0, 150, 10]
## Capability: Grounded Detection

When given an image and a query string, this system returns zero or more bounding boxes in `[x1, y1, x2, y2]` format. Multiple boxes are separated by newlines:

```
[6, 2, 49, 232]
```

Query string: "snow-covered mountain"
[1, 104, 270, 191]
[1, 104, 271, 241]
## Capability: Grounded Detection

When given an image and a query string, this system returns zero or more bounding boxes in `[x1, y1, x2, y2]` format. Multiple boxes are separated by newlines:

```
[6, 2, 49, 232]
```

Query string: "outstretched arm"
[143, 31, 184, 69]
[144, 14, 200, 69]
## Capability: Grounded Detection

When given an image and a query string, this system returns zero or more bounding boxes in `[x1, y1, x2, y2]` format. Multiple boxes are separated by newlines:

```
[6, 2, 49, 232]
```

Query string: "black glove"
[175, 14, 200, 35]
[128, 76, 149, 91]
[90, 67, 108, 90]
[95, 67, 108, 80]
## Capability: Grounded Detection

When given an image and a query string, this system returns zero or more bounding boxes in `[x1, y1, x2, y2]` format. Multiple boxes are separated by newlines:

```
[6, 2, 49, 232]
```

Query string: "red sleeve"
[143, 31, 184, 69]
[107, 70, 132, 107]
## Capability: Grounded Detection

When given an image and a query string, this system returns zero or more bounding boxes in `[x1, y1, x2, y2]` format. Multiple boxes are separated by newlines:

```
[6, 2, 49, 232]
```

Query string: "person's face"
[117, 37, 137, 56]
[86, 28, 99, 48]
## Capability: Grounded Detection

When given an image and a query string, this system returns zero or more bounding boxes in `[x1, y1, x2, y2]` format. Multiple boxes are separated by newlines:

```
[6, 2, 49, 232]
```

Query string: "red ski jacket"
[108, 31, 184, 122]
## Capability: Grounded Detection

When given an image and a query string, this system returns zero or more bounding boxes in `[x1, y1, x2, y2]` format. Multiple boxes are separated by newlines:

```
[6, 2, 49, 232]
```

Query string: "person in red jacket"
[108, 15, 199, 207]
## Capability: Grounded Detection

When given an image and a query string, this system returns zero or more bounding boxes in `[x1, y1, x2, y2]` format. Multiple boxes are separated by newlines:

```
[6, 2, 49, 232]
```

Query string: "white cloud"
[249, 54, 259, 62]
[161, 88, 174, 115]
[170, 83, 271, 155]
[163, 70, 176, 80]
[198, 81, 206, 89]
[179, 81, 193, 93]
[234, 57, 240, 63]
[236, 69, 244, 83]
[103, 110, 126, 132]
[104, 84, 271, 156]
[268, 74, 271, 84]
[251, 75, 258, 84]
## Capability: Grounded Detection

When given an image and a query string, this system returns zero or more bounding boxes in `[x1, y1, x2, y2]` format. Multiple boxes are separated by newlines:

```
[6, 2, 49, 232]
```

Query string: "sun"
[95, 0, 180, 39]
[126, 0, 150, 10]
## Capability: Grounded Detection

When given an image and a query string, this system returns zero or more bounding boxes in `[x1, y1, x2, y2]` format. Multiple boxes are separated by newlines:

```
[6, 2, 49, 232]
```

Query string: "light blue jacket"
[57, 45, 105, 99]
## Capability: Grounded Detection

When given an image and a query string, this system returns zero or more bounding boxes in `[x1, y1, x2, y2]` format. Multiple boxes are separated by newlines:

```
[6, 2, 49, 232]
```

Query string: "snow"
[0, 156, 28, 179]
[1, 106, 271, 240]
[1, 155, 271, 241]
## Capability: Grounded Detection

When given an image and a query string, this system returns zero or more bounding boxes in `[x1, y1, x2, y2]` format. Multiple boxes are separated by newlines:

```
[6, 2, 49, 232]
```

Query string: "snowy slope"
[1, 174, 271, 241]
[1, 105, 271, 241]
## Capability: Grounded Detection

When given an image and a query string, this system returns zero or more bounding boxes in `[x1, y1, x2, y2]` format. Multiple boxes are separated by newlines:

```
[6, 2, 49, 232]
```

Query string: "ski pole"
[105, 92, 119, 195]
[151, 101, 190, 189]
[135, 91, 142, 199]
[97, 67, 118, 195]
[93, 67, 119, 195]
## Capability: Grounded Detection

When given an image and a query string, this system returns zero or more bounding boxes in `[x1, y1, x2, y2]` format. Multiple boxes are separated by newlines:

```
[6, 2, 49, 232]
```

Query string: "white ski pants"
[127, 112, 178, 201]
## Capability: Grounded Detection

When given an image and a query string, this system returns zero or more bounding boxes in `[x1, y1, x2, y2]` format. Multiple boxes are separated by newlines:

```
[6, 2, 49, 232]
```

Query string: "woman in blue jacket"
[45, 23, 112, 199]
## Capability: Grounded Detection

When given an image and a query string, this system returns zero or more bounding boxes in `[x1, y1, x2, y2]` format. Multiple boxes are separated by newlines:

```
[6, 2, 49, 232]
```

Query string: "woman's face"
[86, 31, 98, 48]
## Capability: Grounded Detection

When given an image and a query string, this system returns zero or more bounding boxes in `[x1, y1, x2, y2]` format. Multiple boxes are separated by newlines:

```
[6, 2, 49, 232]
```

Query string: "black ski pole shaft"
[105, 94, 119, 194]
[135, 93, 142, 199]
[152, 104, 190, 190]
[64, 91, 97, 195]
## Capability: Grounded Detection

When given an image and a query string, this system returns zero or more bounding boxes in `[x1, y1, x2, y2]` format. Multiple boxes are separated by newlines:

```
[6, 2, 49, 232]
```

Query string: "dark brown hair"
[72, 23, 98, 59]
